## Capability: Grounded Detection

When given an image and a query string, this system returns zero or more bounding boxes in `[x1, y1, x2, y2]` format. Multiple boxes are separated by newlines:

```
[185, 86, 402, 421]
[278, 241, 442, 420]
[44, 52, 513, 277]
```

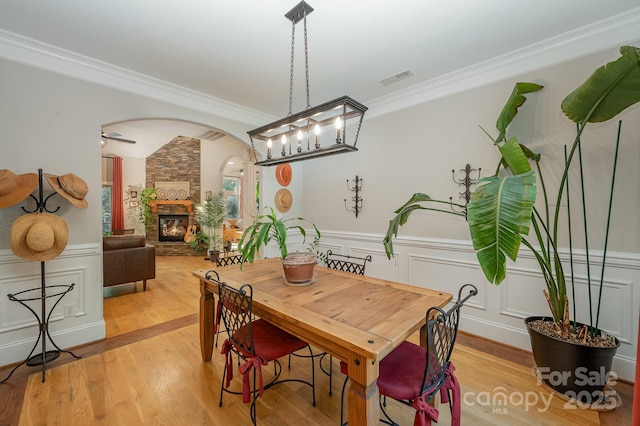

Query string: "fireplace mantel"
[149, 200, 194, 213]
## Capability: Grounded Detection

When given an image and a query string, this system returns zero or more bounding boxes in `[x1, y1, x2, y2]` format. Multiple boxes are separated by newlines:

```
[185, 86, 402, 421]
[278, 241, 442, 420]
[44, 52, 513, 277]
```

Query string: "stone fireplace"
[158, 215, 189, 242]
[145, 136, 201, 255]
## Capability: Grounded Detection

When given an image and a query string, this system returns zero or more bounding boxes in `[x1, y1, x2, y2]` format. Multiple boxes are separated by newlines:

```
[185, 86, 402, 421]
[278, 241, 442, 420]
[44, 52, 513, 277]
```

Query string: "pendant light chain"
[288, 19, 296, 116]
[303, 11, 311, 110]
[288, 10, 311, 116]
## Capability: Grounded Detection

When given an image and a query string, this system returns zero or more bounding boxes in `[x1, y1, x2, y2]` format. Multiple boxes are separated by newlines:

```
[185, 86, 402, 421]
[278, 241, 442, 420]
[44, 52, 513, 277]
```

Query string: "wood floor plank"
[1, 255, 633, 425]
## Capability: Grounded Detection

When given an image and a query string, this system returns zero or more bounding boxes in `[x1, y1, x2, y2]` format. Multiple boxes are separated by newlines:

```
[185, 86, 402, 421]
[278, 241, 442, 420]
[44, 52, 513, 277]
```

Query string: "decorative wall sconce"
[344, 175, 363, 218]
[449, 164, 481, 216]
[248, 1, 368, 167]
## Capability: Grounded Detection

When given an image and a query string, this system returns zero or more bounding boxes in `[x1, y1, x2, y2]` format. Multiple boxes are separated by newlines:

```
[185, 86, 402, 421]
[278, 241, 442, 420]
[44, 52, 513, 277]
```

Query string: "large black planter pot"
[525, 316, 619, 403]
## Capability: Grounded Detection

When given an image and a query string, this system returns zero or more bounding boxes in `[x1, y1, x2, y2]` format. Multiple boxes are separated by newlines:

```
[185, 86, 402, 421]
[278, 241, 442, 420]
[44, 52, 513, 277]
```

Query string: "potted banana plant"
[384, 46, 640, 403]
[238, 206, 321, 284]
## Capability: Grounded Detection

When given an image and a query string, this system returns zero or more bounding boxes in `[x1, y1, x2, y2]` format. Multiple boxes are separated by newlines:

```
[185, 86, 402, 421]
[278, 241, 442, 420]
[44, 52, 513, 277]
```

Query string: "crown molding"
[1, 8, 639, 123]
[0, 29, 274, 126]
[366, 7, 640, 119]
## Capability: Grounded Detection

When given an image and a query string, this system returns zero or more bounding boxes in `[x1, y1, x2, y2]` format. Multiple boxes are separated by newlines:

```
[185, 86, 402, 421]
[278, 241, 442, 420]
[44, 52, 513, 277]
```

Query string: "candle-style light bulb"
[314, 124, 321, 149]
[335, 117, 342, 144]
[267, 138, 272, 159]
[281, 135, 287, 156]
[297, 130, 303, 153]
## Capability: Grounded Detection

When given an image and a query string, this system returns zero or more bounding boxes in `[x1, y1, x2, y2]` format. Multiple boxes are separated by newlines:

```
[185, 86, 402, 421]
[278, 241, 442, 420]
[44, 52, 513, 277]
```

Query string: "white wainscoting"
[316, 230, 639, 382]
[0, 243, 106, 367]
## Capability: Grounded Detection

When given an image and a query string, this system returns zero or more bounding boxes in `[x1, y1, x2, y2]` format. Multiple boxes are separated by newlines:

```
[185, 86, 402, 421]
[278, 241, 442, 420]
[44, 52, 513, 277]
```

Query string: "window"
[223, 178, 240, 220]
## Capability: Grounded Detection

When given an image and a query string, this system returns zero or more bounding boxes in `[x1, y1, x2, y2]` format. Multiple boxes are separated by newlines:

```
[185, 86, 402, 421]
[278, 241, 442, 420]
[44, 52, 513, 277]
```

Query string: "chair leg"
[214, 299, 222, 347]
[305, 345, 317, 407]
[319, 352, 333, 396]
[143, 280, 147, 291]
[329, 355, 333, 396]
[339, 376, 348, 426]
[250, 368, 257, 425]
[219, 362, 227, 407]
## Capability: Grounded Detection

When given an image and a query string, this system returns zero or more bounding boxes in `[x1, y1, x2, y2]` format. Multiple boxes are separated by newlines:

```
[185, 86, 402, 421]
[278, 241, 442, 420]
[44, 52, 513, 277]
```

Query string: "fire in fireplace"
[158, 215, 189, 242]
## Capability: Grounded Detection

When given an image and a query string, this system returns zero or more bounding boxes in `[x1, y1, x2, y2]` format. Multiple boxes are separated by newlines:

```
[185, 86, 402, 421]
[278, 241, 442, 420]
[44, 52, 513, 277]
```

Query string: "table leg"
[199, 280, 214, 361]
[346, 354, 380, 426]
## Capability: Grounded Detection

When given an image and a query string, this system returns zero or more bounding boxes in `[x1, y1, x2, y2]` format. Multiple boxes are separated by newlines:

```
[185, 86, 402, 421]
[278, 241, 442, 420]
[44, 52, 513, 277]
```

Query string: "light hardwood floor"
[0, 256, 633, 425]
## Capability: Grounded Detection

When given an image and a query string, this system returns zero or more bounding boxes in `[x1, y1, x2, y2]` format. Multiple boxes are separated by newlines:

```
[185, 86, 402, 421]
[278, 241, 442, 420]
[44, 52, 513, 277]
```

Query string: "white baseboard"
[0, 320, 105, 367]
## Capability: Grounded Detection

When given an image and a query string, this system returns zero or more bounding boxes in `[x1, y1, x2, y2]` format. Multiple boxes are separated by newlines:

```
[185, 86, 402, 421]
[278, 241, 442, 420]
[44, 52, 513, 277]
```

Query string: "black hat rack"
[0, 169, 80, 384]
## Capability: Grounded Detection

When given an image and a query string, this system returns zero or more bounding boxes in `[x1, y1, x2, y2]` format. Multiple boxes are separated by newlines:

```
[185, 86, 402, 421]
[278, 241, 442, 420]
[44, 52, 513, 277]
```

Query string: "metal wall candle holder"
[344, 175, 363, 218]
[449, 164, 481, 216]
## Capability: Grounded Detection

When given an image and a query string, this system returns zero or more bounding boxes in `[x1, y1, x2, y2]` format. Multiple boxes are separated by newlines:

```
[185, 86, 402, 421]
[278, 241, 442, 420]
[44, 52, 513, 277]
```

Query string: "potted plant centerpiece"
[383, 46, 640, 404]
[195, 191, 226, 262]
[238, 206, 321, 284]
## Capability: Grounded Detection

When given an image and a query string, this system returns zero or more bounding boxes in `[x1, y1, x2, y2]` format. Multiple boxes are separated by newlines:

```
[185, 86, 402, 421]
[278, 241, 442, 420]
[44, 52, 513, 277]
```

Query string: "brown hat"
[11, 212, 69, 261]
[44, 173, 88, 209]
[0, 169, 38, 208]
[275, 188, 292, 213]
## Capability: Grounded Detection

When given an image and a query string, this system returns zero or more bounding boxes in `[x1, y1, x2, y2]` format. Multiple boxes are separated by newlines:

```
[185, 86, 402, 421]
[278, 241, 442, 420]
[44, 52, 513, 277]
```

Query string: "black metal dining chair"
[326, 250, 372, 275]
[207, 254, 247, 348]
[339, 283, 477, 426]
[216, 253, 244, 267]
[214, 277, 316, 425]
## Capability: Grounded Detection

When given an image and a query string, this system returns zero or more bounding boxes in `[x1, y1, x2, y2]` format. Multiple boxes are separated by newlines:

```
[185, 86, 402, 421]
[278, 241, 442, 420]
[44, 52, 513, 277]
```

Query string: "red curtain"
[111, 156, 125, 231]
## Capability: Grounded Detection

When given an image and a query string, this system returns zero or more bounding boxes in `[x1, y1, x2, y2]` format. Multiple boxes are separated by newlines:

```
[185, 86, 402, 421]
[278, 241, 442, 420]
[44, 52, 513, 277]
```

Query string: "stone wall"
[145, 136, 201, 255]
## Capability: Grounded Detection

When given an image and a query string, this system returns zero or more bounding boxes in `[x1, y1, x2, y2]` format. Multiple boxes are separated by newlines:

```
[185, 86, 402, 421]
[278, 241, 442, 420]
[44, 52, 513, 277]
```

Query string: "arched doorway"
[100, 118, 255, 238]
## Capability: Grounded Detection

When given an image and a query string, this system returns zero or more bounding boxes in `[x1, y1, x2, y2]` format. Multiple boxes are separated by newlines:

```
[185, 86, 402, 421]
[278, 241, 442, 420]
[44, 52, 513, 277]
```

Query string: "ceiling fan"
[101, 131, 136, 144]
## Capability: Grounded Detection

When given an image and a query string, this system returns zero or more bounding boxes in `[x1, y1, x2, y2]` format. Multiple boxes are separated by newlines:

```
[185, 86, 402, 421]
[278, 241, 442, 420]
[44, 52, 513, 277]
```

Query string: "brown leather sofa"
[103, 234, 156, 291]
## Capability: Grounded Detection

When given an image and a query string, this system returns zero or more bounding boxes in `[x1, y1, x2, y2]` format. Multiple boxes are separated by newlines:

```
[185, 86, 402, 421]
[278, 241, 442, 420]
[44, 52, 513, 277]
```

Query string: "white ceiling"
[2, 1, 639, 156]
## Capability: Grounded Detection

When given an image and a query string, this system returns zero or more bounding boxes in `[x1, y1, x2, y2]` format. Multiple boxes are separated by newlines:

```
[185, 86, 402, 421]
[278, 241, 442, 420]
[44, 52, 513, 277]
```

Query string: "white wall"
[300, 46, 640, 381]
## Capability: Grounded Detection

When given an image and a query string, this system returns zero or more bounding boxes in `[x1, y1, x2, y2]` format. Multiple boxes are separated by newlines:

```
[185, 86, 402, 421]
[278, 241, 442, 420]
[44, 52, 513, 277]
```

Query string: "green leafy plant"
[138, 188, 158, 230]
[384, 46, 640, 340]
[195, 191, 226, 252]
[187, 230, 210, 253]
[238, 206, 321, 265]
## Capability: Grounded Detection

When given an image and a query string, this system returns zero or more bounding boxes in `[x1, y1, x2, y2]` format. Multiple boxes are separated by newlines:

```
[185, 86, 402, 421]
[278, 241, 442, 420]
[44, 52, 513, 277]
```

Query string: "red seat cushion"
[340, 341, 427, 400]
[234, 319, 307, 361]
[378, 341, 427, 400]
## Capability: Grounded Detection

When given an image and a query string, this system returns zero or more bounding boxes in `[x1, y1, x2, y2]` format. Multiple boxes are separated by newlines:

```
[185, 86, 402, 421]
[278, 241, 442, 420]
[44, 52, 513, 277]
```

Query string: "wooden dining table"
[193, 258, 452, 426]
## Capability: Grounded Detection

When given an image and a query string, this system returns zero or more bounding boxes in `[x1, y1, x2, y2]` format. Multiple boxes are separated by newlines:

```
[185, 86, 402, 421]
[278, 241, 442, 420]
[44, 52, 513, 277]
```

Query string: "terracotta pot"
[525, 316, 619, 404]
[282, 252, 316, 283]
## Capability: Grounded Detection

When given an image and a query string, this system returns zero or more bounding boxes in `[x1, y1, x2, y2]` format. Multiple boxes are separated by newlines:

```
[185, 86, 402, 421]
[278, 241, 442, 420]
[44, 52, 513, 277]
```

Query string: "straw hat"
[11, 212, 69, 261]
[0, 169, 38, 208]
[275, 188, 292, 213]
[44, 173, 88, 209]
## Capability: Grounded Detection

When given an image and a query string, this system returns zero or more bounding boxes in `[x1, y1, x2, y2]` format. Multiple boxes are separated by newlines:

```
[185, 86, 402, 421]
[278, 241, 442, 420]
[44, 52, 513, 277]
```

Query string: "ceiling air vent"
[379, 69, 414, 86]
[197, 129, 226, 141]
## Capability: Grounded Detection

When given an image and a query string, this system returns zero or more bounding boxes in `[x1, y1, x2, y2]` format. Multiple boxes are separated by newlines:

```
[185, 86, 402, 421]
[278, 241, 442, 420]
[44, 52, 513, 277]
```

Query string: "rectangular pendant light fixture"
[248, 1, 367, 167]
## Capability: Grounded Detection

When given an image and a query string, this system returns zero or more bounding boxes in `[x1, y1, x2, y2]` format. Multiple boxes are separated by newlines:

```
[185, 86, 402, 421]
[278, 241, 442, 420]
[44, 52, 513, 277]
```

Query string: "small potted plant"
[187, 229, 210, 254]
[223, 228, 237, 253]
[238, 206, 321, 283]
[195, 191, 226, 262]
